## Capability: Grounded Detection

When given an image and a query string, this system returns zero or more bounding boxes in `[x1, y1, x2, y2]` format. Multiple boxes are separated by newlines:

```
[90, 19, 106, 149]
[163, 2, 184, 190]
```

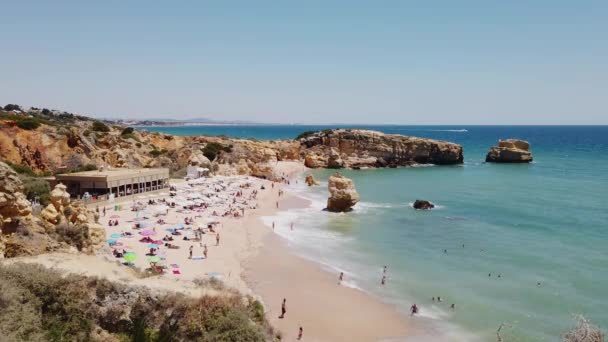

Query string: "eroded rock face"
[327, 173, 360, 212]
[485, 139, 533, 163]
[305, 174, 319, 186]
[0, 162, 33, 226]
[300, 129, 463, 168]
[413, 200, 435, 210]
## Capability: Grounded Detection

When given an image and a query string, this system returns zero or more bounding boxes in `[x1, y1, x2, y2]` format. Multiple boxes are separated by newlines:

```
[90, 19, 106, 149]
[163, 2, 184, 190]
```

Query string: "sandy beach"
[242, 195, 410, 342]
[6, 161, 411, 341]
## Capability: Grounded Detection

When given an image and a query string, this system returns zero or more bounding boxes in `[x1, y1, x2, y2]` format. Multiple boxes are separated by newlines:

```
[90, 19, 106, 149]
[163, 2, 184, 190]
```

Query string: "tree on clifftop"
[3, 104, 22, 111]
[91, 121, 110, 132]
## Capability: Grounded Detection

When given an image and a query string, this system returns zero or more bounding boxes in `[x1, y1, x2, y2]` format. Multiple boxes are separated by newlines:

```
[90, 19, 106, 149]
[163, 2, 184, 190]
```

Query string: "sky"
[1, 1, 606, 124]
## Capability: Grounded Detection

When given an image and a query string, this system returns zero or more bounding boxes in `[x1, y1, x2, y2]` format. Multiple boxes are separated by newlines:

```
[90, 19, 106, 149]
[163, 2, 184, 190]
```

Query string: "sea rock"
[413, 200, 435, 210]
[299, 129, 463, 168]
[326, 173, 360, 212]
[305, 174, 319, 186]
[485, 139, 533, 163]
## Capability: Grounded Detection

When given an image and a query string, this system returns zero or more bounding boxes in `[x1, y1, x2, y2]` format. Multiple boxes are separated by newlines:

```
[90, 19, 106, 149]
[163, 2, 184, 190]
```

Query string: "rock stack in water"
[305, 174, 319, 186]
[485, 139, 533, 163]
[326, 173, 360, 212]
[413, 200, 435, 210]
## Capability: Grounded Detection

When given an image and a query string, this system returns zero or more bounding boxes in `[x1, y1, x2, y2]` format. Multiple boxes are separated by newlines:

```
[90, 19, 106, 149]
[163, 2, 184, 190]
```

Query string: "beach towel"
[172, 270, 181, 275]
[191, 256, 205, 260]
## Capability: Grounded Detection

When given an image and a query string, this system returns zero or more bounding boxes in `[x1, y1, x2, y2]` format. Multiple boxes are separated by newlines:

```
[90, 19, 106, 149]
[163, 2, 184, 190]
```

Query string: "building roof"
[55, 167, 169, 182]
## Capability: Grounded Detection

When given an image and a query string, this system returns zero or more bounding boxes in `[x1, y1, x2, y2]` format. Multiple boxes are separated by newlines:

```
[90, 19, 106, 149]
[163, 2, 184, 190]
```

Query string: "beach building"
[186, 164, 210, 179]
[53, 167, 170, 198]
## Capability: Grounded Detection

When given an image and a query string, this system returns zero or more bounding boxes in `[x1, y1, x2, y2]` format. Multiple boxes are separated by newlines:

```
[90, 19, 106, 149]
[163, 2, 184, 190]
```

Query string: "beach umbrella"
[110, 233, 122, 239]
[148, 256, 161, 263]
[140, 229, 155, 236]
[123, 252, 136, 263]
[207, 272, 223, 280]
[148, 243, 159, 249]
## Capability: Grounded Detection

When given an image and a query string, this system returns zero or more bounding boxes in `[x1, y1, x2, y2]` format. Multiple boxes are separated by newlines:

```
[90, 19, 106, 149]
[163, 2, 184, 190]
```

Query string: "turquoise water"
[147, 125, 608, 341]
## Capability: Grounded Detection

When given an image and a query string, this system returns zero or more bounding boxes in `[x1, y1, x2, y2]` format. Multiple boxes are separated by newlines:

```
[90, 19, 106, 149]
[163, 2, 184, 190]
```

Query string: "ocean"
[144, 125, 608, 341]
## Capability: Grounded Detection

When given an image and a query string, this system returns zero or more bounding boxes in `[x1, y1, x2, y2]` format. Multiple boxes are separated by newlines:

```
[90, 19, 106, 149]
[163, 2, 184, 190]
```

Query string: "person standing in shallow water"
[279, 298, 287, 319]
[338, 272, 344, 284]
[381, 275, 386, 285]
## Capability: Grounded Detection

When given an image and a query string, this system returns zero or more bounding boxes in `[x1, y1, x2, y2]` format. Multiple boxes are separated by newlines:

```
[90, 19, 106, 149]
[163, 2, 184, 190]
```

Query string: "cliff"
[299, 129, 463, 168]
[1, 107, 465, 179]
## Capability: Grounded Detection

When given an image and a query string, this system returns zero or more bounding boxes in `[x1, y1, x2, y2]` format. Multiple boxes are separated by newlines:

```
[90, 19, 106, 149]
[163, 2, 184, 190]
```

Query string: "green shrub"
[91, 121, 110, 132]
[20, 176, 51, 205]
[295, 130, 316, 140]
[150, 149, 167, 157]
[3, 103, 21, 111]
[17, 118, 41, 130]
[5, 162, 37, 176]
[202, 142, 232, 161]
[121, 133, 141, 142]
[121, 127, 134, 135]
[0, 263, 270, 342]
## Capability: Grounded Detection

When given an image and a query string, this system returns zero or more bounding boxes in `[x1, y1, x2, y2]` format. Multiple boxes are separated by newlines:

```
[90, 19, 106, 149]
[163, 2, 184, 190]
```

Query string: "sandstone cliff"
[486, 139, 533, 163]
[0, 115, 301, 181]
[1, 108, 466, 178]
[299, 129, 463, 168]
[0, 161, 105, 258]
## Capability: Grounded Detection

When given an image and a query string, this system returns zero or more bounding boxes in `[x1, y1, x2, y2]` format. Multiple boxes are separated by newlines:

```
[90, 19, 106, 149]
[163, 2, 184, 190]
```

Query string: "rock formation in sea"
[412, 200, 435, 210]
[326, 173, 360, 212]
[300, 129, 463, 169]
[485, 139, 533, 163]
[305, 174, 320, 186]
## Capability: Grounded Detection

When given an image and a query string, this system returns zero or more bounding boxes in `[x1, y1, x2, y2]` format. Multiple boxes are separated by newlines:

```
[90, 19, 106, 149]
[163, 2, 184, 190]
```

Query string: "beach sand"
[4, 161, 412, 341]
[242, 190, 410, 342]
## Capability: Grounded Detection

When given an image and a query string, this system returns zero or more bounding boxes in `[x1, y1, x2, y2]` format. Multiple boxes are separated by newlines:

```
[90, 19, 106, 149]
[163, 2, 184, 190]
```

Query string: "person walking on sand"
[279, 298, 287, 319]
[216, 233, 220, 246]
[276, 201, 279, 209]
[297, 326, 303, 340]
[203, 245, 208, 258]
[103, 206, 106, 217]
[189, 246, 193, 259]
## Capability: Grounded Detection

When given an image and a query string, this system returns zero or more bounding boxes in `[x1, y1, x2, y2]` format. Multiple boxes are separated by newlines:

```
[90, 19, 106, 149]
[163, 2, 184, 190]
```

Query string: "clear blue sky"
[1, 1, 606, 124]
